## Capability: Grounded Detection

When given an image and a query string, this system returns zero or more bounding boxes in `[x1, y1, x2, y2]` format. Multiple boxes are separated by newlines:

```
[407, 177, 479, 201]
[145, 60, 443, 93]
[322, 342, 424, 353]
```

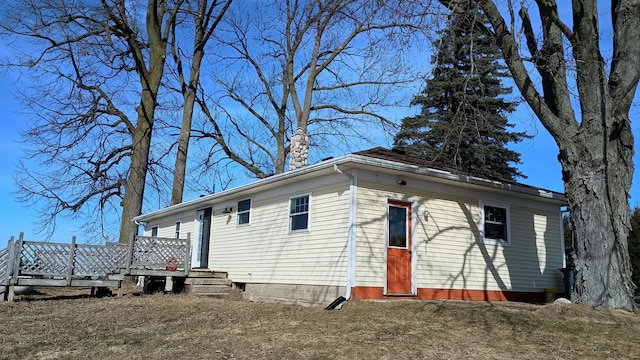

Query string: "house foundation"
[240, 283, 345, 306]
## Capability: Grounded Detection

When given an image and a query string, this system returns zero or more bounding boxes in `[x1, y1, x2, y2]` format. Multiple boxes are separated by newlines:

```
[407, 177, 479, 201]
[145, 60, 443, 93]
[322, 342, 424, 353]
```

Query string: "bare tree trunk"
[120, 113, 154, 243]
[170, 0, 232, 205]
[559, 0, 637, 310]
[118, 0, 179, 242]
[171, 87, 195, 205]
[466, 0, 640, 310]
[559, 114, 635, 309]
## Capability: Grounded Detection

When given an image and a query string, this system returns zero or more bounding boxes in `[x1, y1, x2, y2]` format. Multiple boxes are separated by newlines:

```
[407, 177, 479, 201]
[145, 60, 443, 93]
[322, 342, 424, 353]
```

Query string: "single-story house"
[133, 147, 567, 305]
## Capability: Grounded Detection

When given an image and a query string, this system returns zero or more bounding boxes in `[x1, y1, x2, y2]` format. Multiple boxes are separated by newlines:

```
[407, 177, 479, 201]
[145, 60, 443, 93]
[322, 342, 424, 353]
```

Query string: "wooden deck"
[0, 233, 192, 302]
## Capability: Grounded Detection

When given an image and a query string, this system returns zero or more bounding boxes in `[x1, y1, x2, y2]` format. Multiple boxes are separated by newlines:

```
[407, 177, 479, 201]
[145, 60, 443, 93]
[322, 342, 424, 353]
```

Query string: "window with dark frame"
[484, 205, 507, 243]
[388, 205, 408, 248]
[151, 226, 158, 237]
[290, 194, 309, 231]
[175, 222, 181, 239]
[237, 199, 251, 225]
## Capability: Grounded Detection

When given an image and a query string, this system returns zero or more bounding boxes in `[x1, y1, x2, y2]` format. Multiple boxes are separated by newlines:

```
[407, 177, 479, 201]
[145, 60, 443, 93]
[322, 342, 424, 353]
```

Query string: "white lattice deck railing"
[0, 246, 10, 286]
[128, 236, 190, 271]
[1, 233, 192, 292]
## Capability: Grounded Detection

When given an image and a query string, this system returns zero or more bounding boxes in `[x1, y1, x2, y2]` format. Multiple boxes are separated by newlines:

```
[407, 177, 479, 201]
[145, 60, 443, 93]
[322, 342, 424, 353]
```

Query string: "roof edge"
[134, 152, 565, 221]
[346, 154, 565, 203]
[133, 155, 349, 221]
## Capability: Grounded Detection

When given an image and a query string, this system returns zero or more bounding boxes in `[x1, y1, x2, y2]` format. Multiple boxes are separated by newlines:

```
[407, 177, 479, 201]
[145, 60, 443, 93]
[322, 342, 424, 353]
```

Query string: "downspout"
[560, 207, 570, 268]
[334, 164, 357, 300]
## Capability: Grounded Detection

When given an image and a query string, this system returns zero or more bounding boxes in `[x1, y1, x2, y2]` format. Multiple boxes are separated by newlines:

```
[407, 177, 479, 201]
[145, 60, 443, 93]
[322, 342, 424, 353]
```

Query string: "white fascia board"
[345, 154, 566, 204]
[133, 156, 351, 222]
[133, 153, 566, 222]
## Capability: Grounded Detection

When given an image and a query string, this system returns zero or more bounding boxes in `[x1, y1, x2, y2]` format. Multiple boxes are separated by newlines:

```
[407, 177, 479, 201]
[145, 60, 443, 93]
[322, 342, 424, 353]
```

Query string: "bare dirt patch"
[1, 287, 639, 359]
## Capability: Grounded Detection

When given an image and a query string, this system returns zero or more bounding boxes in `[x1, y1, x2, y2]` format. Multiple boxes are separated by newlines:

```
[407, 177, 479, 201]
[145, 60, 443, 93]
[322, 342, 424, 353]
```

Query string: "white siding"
[143, 213, 196, 240]
[143, 212, 197, 266]
[141, 167, 564, 295]
[355, 173, 563, 293]
[209, 175, 351, 286]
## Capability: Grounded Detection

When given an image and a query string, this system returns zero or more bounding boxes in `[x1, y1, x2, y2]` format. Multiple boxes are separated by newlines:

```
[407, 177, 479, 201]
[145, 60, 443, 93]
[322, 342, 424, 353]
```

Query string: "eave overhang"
[133, 153, 566, 222]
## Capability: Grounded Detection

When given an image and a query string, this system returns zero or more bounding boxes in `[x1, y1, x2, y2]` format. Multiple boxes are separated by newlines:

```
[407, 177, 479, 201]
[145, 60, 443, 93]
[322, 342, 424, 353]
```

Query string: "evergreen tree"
[394, 3, 529, 181]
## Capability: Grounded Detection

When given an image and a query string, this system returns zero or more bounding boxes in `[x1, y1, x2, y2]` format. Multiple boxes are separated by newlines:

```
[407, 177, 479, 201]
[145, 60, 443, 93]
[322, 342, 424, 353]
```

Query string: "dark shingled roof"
[353, 147, 520, 185]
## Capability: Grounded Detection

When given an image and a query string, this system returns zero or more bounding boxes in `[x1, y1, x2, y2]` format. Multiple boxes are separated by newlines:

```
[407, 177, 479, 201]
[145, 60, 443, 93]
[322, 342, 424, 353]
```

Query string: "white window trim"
[479, 200, 511, 246]
[237, 198, 252, 226]
[289, 193, 311, 232]
[175, 221, 181, 239]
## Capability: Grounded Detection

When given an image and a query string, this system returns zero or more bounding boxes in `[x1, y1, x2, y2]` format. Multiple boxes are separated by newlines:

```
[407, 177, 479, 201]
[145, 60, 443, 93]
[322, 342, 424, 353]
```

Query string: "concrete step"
[185, 278, 232, 286]
[187, 284, 233, 293]
[196, 292, 232, 299]
[183, 270, 233, 299]
[186, 283, 233, 299]
[187, 270, 228, 278]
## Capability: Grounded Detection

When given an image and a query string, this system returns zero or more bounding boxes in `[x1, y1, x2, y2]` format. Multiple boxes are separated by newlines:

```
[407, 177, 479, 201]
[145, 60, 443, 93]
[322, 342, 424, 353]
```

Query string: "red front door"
[386, 200, 412, 295]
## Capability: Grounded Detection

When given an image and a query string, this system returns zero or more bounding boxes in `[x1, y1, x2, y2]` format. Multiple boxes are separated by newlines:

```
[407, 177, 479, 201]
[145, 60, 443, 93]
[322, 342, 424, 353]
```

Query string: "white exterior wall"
[144, 173, 352, 288]
[140, 166, 564, 297]
[355, 171, 564, 293]
[209, 174, 349, 286]
[142, 212, 196, 240]
[210, 174, 351, 286]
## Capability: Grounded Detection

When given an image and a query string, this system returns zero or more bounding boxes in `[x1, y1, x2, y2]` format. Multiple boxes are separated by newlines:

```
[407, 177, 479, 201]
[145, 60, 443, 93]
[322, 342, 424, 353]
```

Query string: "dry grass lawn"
[1, 285, 639, 359]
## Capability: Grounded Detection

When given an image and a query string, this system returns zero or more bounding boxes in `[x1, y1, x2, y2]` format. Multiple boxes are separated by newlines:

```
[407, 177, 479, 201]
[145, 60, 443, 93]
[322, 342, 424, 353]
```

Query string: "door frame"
[192, 207, 212, 269]
[384, 199, 417, 296]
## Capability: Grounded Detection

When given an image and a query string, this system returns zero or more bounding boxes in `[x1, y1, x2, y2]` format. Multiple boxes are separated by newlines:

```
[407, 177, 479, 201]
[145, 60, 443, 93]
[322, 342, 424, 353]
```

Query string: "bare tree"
[168, 0, 232, 205]
[1, 0, 183, 242]
[438, 0, 640, 311]
[191, 0, 432, 178]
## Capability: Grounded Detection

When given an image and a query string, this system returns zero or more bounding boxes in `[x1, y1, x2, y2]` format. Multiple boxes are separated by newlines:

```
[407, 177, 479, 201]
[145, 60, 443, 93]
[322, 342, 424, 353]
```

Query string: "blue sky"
[3, 62, 640, 244]
[2, 2, 640, 245]
[0, 68, 88, 243]
[0, 69, 569, 245]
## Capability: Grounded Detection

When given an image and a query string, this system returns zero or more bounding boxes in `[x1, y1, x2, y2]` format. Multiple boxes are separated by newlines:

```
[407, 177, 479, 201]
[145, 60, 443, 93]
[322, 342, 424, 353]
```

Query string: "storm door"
[192, 207, 212, 268]
[386, 200, 413, 295]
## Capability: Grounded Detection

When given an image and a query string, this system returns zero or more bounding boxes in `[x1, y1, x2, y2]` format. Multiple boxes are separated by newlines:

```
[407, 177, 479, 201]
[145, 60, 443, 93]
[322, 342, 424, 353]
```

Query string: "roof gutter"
[346, 154, 566, 203]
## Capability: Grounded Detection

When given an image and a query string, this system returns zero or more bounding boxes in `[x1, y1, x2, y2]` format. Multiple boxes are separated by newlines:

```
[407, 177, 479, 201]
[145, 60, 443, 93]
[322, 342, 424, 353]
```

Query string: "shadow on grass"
[13, 286, 144, 302]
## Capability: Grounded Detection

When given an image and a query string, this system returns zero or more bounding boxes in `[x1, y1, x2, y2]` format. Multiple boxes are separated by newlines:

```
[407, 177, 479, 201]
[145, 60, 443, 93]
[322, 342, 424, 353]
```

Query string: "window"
[151, 226, 158, 237]
[290, 194, 310, 231]
[175, 222, 181, 239]
[388, 204, 408, 248]
[481, 201, 510, 245]
[237, 199, 251, 225]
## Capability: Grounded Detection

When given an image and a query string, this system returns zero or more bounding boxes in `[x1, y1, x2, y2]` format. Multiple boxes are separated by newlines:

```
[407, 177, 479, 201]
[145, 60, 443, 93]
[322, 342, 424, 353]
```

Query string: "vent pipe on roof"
[289, 128, 309, 171]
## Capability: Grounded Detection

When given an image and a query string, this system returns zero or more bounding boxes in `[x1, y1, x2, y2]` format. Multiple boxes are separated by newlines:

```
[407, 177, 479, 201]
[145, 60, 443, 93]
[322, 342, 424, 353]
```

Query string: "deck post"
[3, 238, 14, 285]
[1, 237, 15, 302]
[66, 236, 76, 286]
[11, 234, 23, 285]
[125, 230, 135, 275]
[7, 233, 24, 302]
[184, 232, 191, 276]
[7, 285, 15, 302]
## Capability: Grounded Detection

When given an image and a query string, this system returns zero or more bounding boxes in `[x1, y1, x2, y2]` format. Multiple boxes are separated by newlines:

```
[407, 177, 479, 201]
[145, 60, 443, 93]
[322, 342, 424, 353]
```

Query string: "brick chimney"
[289, 128, 309, 171]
